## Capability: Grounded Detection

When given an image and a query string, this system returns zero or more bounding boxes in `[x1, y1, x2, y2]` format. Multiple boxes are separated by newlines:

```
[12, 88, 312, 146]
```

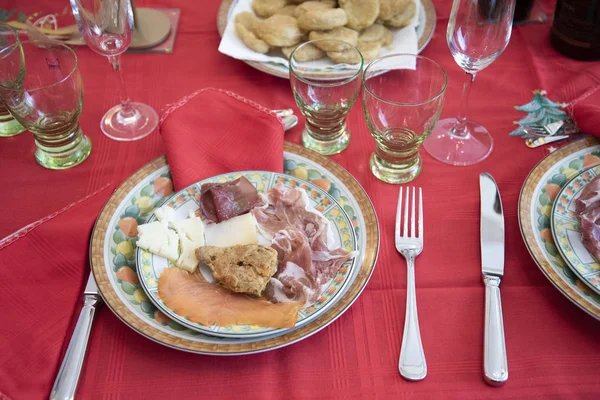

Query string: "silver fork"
[395, 187, 427, 381]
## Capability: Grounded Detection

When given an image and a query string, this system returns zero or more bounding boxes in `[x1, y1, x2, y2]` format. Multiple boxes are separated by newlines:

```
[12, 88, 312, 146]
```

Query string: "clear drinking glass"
[289, 40, 363, 156]
[0, 40, 92, 169]
[363, 54, 447, 183]
[0, 23, 26, 137]
[70, 0, 158, 141]
[423, 0, 516, 166]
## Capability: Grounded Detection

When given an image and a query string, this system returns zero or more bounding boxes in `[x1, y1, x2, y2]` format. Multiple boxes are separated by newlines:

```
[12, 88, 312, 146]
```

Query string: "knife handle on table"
[50, 295, 99, 400]
[483, 276, 508, 386]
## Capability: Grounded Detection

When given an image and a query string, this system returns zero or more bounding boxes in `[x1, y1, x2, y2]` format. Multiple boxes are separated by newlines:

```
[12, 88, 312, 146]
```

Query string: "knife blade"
[479, 172, 508, 386]
[50, 272, 101, 400]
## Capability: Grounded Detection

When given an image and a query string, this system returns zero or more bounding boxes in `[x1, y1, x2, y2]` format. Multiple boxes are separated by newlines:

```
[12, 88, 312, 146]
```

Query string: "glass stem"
[108, 54, 134, 116]
[452, 72, 476, 138]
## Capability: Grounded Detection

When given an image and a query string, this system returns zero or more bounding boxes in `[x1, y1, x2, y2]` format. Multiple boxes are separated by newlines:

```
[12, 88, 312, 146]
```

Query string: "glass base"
[370, 152, 422, 184]
[35, 133, 92, 170]
[301, 125, 350, 156]
[423, 118, 493, 166]
[101, 102, 158, 142]
[0, 117, 26, 137]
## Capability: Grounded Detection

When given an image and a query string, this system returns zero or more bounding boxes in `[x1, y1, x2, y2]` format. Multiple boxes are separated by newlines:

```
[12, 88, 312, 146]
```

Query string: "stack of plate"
[519, 137, 600, 320]
[90, 143, 379, 355]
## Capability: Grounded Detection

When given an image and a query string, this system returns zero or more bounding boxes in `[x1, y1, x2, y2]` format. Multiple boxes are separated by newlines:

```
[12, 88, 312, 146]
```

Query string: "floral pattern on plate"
[532, 149, 600, 303]
[135, 171, 358, 338]
[552, 166, 600, 295]
[105, 157, 364, 340]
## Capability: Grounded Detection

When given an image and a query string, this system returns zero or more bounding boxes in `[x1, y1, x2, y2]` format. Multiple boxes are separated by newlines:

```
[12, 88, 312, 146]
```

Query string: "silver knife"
[479, 173, 508, 386]
[50, 273, 101, 400]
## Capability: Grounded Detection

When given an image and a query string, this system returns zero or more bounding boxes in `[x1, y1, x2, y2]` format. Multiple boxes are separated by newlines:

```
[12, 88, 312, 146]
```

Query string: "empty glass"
[0, 40, 91, 169]
[70, 0, 158, 141]
[289, 40, 363, 156]
[423, 0, 516, 165]
[363, 54, 447, 183]
[0, 22, 26, 137]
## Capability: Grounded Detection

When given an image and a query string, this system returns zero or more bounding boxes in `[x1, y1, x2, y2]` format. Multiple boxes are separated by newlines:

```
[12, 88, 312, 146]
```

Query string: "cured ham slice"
[576, 175, 600, 214]
[158, 267, 302, 328]
[200, 176, 264, 223]
[254, 185, 357, 304]
[580, 207, 600, 261]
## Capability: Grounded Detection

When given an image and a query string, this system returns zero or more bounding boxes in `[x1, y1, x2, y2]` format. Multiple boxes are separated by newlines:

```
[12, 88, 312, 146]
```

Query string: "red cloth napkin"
[159, 88, 285, 190]
[561, 65, 600, 136]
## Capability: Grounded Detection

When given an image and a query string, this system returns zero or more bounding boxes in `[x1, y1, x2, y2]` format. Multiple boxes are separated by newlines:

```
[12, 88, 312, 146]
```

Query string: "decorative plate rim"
[551, 166, 600, 296]
[90, 142, 380, 354]
[216, 0, 437, 80]
[136, 170, 360, 339]
[518, 137, 600, 321]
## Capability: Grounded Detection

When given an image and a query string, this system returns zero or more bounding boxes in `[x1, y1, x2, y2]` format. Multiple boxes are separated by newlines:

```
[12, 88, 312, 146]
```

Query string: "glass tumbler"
[363, 54, 448, 184]
[0, 40, 91, 169]
[0, 22, 26, 137]
[289, 40, 363, 156]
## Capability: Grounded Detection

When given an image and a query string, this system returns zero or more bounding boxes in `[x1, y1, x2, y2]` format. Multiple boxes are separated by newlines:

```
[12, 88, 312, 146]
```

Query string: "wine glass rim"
[0, 40, 79, 93]
[289, 40, 363, 87]
[362, 53, 448, 106]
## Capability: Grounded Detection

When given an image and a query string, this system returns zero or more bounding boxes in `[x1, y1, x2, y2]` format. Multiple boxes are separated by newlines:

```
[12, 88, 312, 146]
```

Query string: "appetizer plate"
[551, 166, 600, 295]
[137, 170, 359, 338]
[519, 137, 600, 321]
[216, 0, 436, 79]
[90, 142, 379, 355]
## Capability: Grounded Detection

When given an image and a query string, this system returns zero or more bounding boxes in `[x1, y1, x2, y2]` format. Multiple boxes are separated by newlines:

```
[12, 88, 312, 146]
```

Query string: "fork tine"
[403, 186, 409, 237]
[419, 187, 423, 239]
[396, 187, 403, 238]
[411, 187, 416, 238]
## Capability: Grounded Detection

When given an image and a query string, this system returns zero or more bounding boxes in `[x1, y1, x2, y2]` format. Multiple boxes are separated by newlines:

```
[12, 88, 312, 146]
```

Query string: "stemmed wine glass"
[70, 0, 159, 141]
[423, 0, 516, 165]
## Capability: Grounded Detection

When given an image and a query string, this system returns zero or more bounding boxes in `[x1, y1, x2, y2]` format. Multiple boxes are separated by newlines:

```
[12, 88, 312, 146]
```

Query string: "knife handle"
[483, 276, 508, 386]
[50, 295, 99, 400]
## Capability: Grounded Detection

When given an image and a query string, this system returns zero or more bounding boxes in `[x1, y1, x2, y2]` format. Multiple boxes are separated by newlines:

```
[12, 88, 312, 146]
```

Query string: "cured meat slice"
[158, 267, 302, 328]
[252, 185, 330, 249]
[199, 176, 264, 223]
[580, 207, 600, 261]
[254, 185, 358, 304]
[576, 175, 600, 214]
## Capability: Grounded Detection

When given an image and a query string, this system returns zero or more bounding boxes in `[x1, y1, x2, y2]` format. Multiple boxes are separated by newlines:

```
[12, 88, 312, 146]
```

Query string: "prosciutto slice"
[580, 207, 600, 261]
[576, 175, 600, 214]
[199, 176, 264, 223]
[253, 185, 357, 304]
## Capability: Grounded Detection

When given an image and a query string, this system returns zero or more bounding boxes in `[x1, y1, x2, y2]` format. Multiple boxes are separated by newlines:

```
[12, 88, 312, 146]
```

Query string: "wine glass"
[70, 0, 158, 141]
[423, 0, 516, 166]
[0, 22, 26, 137]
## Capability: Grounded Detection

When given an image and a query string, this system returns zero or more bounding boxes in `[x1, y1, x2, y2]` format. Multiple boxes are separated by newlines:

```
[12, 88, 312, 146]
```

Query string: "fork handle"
[399, 255, 427, 380]
[50, 295, 99, 400]
[483, 276, 508, 386]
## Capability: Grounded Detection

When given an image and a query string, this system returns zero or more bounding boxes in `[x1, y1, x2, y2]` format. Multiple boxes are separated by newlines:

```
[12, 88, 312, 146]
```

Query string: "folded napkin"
[218, 0, 419, 69]
[159, 88, 285, 190]
[561, 65, 600, 136]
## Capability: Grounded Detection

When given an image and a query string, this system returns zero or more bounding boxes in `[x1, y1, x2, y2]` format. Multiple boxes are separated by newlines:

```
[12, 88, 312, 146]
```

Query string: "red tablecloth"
[1, 0, 599, 399]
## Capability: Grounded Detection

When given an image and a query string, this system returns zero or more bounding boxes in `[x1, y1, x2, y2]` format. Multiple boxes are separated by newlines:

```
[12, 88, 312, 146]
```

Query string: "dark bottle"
[550, 0, 600, 61]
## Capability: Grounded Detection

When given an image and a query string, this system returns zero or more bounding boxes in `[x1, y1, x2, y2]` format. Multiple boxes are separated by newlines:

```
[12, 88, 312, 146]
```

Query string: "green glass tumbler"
[0, 40, 91, 169]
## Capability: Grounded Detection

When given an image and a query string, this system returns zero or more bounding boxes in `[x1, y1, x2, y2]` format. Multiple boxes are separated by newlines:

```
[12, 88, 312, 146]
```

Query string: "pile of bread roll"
[234, 0, 416, 64]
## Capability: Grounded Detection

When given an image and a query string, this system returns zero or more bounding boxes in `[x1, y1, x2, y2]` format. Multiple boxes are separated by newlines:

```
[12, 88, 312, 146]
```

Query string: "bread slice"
[196, 245, 278, 296]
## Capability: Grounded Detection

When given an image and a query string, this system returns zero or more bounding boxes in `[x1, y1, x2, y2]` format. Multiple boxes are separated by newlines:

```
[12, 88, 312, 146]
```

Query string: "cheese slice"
[205, 213, 259, 247]
[154, 205, 175, 224]
[171, 216, 206, 272]
[136, 221, 179, 261]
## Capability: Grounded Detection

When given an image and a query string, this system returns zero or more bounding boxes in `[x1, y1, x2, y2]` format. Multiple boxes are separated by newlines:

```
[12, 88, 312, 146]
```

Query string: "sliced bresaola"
[199, 176, 264, 223]
[576, 175, 600, 214]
